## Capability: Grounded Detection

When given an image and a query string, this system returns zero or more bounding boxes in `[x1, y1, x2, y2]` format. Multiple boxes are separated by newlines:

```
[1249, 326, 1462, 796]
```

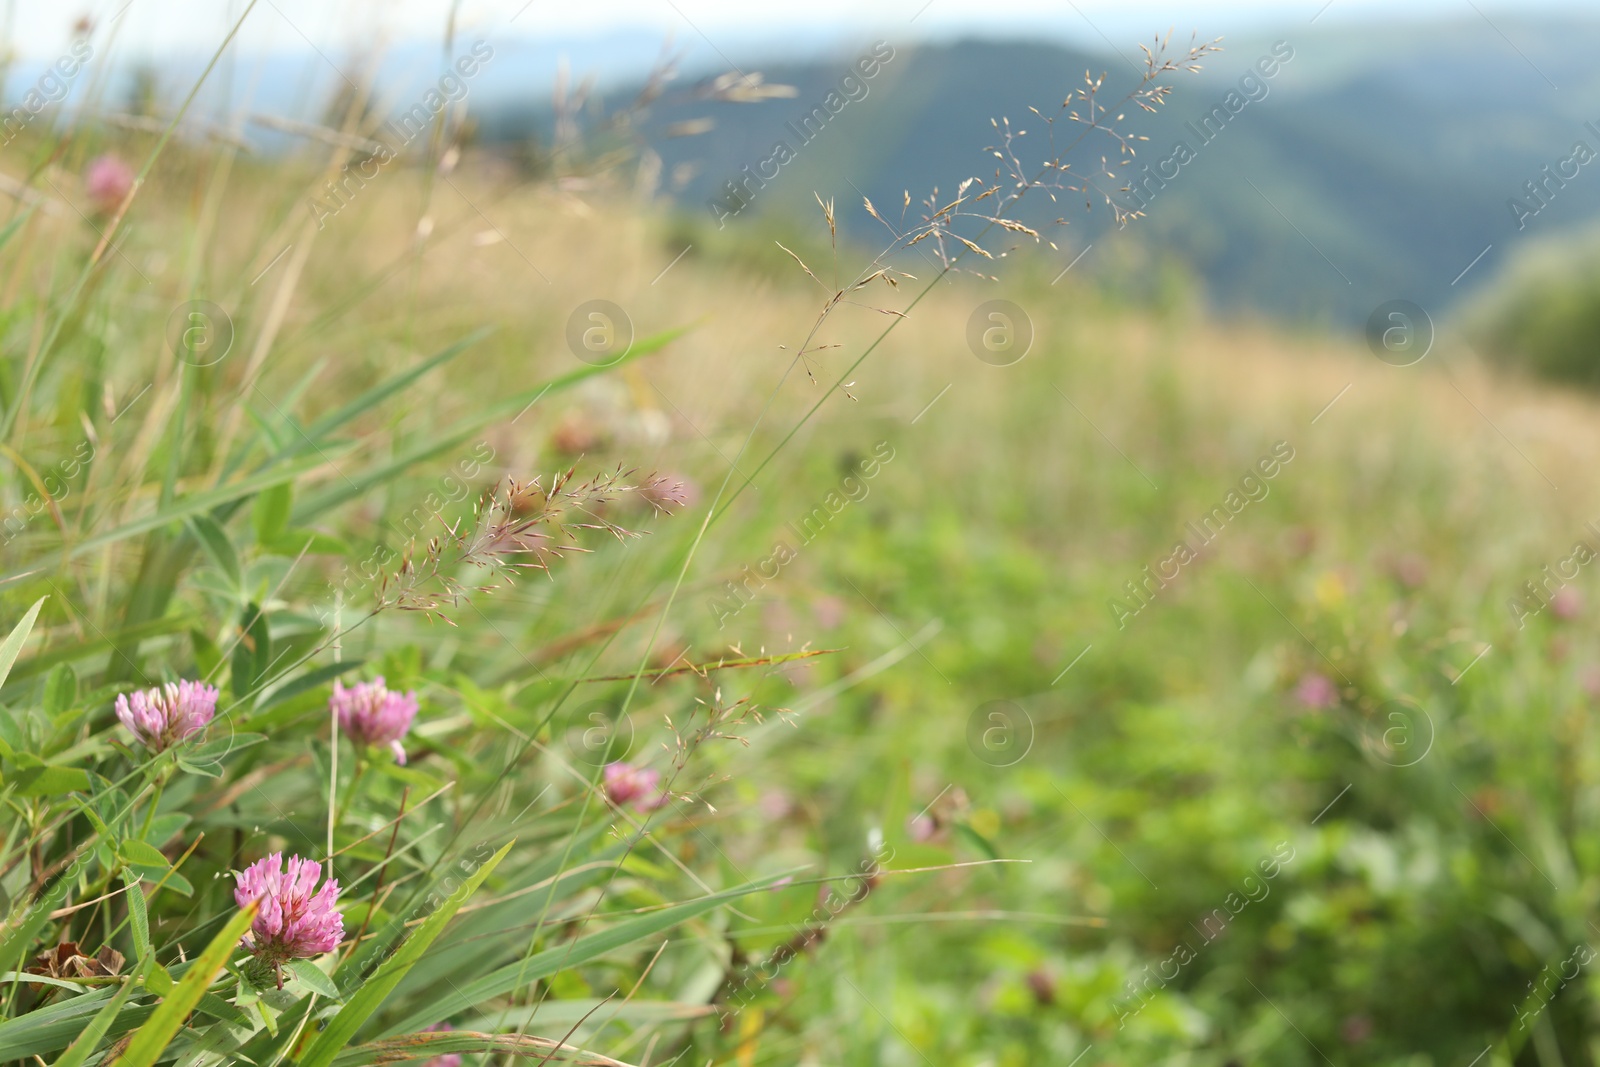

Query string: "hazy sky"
[6, 0, 1592, 59]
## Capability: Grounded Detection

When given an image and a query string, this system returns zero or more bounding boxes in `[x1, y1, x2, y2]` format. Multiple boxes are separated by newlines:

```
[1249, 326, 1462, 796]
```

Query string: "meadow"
[1, 16, 1599, 1067]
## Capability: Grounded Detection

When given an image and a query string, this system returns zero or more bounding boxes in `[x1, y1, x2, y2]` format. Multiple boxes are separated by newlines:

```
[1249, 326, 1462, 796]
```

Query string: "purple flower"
[421, 1023, 462, 1067]
[603, 762, 666, 812]
[114, 680, 218, 753]
[1294, 671, 1339, 710]
[331, 677, 418, 764]
[84, 154, 134, 214]
[1552, 586, 1583, 621]
[233, 853, 343, 967]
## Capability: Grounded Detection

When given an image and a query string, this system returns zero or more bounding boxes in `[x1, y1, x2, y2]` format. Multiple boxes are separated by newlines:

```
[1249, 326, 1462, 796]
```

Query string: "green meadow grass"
[1, 21, 1599, 1066]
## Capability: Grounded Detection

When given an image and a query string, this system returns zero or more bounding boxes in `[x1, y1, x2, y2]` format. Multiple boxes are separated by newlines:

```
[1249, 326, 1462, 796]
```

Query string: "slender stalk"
[137, 773, 168, 840]
[333, 756, 369, 830]
[328, 594, 341, 867]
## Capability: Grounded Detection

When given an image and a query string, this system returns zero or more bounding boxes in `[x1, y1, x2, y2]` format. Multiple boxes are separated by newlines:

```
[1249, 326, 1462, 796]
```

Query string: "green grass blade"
[106, 902, 256, 1067]
[252, 658, 363, 713]
[0, 613, 198, 696]
[49, 959, 150, 1067]
[348, 824, 618, 989]
[0, 596, 47, 690]
[0, 849, 78, 979]
[0, 206, 38, 255]
[0, 0, 261, 442]
[0, 995, 156, 1061]
[0, 456, 330, 586]
[382, 869, 796, 1038]
[277, 327, 491, 463]
[296, 840, 514, 1067]
[290, 327, 684, 524]
[188, 515, 242, 588]
[329, 1031, 629, 1066]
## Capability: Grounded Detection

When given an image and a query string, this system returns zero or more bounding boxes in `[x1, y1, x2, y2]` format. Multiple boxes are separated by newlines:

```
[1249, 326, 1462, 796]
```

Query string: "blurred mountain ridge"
[475, 14, 1600, 326]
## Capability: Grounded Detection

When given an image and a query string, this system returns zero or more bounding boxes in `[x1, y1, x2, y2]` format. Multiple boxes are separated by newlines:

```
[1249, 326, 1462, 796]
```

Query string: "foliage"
[1474, 230, 1600, 388]
[3, 11, 1594, 1067]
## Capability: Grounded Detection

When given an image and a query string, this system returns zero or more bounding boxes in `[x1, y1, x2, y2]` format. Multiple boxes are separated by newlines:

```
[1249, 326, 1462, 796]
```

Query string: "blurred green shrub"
[1474, 229, 1600, 387]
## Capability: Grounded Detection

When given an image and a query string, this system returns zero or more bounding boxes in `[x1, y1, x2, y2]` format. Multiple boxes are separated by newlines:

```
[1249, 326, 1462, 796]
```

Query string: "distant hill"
[478, 17, 1600, 327]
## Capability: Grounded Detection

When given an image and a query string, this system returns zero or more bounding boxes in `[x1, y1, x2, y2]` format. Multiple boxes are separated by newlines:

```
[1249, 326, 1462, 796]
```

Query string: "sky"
[5, 0, 1594, 61]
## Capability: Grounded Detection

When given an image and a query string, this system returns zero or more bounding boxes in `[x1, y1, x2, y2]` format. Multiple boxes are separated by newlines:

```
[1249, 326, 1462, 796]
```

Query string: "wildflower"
[84, 154, 134, 214]
[114, 680, 218, 753]
[233, 853, 343, 980]
[421, 1023, 462, 1067]
[1551, 586, 1583, 621]
[331, 677, 417, 764]
[1312, 571, 1347, 609]
[759, 789, 794, 820]
[603, 761, 666, 812]
[1294, 671, 1339, 710]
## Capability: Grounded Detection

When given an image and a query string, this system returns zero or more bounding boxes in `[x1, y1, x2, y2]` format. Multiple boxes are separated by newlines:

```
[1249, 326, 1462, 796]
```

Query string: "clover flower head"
[233, 853, 343, 968]
[331, 676, 418, 764]
[1552, 586, 1583, 621]
[85, 154, 134, 214]
[1294, 671, 1339, 710]
[603, 761, 666, 812]
[114, 680, 218, 753]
